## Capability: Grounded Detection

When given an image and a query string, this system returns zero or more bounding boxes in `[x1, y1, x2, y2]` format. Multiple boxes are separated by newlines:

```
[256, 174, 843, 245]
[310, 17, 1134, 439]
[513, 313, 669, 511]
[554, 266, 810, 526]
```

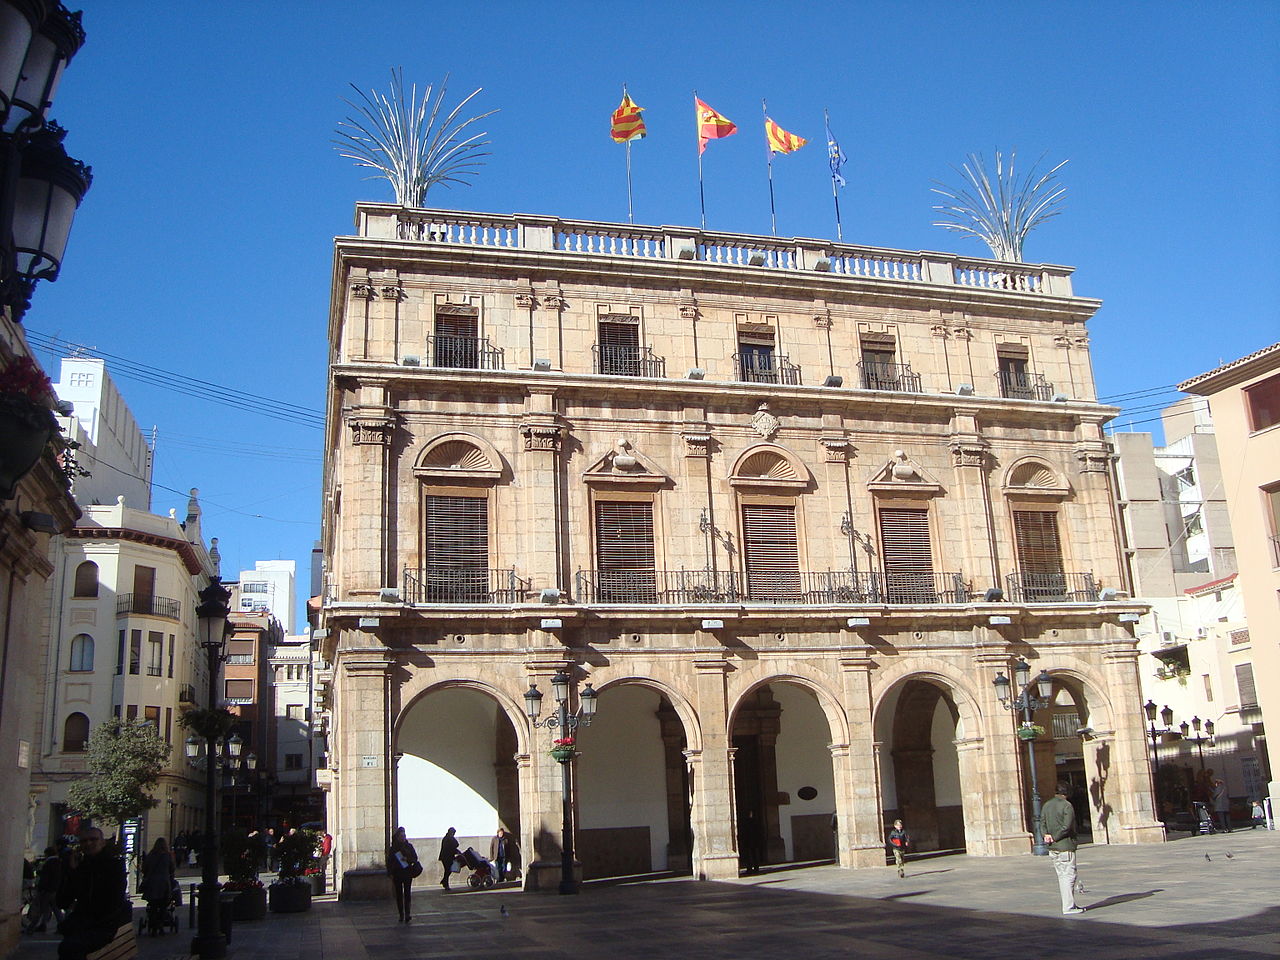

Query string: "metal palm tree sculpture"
[335, 70, 496, 208]
[931, 151, 1068, 263]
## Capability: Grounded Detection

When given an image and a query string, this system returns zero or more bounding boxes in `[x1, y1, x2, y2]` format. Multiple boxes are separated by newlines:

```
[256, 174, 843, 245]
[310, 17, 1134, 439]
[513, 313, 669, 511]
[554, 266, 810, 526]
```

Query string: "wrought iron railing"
[857, 361, 922, 393]
[426, 334, 505, 370]
[1006, 571, 1099, 603]
[575, 568, 741, 604]
[878, 571, 971, 604]
[226, 654, 254, 665]
[733, 353, 802, 385]
[178, 684, 196, 704]
[116, 594, 181, 620]
[592, 343, 666, 378]
[573, 569, 970, 605]
[403, 567, 528, 604]
[997, 370, 1054, 401]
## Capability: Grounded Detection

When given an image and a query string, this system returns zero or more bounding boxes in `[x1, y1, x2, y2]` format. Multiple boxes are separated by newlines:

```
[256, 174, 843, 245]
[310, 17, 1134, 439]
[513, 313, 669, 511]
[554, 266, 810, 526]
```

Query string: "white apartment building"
[266, 636, 321, 826]
[236, 559, 297, 635]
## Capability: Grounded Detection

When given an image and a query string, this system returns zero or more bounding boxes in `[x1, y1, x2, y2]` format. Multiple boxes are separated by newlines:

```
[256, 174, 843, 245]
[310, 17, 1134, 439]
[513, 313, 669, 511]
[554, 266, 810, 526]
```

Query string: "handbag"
[408, 861, 424, 878]
[449, 858, 462, 873]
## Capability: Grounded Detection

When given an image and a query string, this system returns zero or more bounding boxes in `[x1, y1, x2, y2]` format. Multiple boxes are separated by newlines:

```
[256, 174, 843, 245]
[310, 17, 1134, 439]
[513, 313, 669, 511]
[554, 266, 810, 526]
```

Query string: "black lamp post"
[189, 578, 231, 960]
[1179, 716, 1213, 772]
[0, 1, 91, 321]
[226, 750, 257, 830]
[524, 672, 598, 894]
[1142, 700, 1173, 778]
[993, 658, 1055, 856]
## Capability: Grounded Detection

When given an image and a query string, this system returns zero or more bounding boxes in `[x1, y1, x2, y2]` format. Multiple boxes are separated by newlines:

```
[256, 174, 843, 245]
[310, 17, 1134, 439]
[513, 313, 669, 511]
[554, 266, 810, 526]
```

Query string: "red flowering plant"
[0, 355, 58, 431]
[552, 737, 575, 748]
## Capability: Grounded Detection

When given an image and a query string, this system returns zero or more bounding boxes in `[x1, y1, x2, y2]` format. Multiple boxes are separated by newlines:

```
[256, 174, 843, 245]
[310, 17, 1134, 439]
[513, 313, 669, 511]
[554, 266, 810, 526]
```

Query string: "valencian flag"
[696, 97, 737, 154]
[611, 90, 646, 142]
[765, 117, 806, 154]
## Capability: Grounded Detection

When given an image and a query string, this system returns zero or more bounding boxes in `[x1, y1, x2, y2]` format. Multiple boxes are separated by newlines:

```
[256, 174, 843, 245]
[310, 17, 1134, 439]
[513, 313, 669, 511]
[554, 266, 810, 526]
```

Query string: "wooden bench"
[86, 921, 138, 960]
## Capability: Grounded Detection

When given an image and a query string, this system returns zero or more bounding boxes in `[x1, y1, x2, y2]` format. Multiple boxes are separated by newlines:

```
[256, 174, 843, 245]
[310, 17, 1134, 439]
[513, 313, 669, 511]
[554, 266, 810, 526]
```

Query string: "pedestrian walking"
[56, 828, 131, 959]
[23, 847, 63, 933]
[1212, 778, 1232, 832]
[489, 827, 515, 882]
[438, 827, 460, 890]
[387, 827, 421, 922]
[1042, 781, 1085, 915]
[887, 819, 911, 878]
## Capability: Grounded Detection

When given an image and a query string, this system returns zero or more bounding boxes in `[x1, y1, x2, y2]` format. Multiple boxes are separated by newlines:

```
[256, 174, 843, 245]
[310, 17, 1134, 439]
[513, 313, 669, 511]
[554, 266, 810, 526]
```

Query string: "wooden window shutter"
[741, 503, 801, 599]
[1012, 511, 1064, 576]
[424, 495, 489, 600]
[1235, 663, 1258, 708]
[878, 508, 935, 601]
[595, 501, 656, 601]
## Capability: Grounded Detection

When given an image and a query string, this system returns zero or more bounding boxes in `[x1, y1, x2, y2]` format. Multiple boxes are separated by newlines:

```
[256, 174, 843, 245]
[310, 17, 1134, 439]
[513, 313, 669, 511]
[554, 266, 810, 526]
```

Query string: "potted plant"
[220, 829, 267, 920]
[1016, 722, 1046, 741]
[0, 354, 59, 499]
[269, 830, 321, 913]
[550, 736, 576, 762]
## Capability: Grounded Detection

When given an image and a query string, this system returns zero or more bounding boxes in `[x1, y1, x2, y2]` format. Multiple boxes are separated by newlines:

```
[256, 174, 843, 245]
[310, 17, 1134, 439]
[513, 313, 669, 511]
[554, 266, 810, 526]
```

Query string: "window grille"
[741, 503, 801, 599]
[878, 508, 937, 602]
[595, 500, 657, 601]
[433, 313, 480, 368]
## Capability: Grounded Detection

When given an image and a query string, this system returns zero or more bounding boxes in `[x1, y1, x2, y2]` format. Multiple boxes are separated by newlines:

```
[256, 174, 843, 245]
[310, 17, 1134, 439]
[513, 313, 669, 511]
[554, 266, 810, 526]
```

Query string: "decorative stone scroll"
[380, 284, 407, 302]
[820, 435, 852, 463]
[349, 416, 395, 446]
[521, 417, 564, 453]
[1073, 441, 1113, 474]
[350, 280, 375, 300]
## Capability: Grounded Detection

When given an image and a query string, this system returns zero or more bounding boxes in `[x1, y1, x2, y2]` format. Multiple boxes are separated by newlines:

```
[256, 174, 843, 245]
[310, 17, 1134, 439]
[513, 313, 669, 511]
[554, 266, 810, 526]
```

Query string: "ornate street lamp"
[193, 578, 231, 960]
[525, 674, 599, 894]
[1142, 700, 1173, 778]
[1180, 715, 1213, 772]
[993, 658, 1055, 856]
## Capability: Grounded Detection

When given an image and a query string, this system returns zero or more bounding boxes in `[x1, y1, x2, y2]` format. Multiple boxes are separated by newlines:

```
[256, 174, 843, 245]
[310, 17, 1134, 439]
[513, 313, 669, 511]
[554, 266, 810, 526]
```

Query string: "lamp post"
[992, 658, 1055, 856]
[524, 672, 599, 894]
[190, 578, 231, 960]
[1179, 716, 1213, 772]
[0, 1, 92, 321]
[1142, 700, 1174, 777]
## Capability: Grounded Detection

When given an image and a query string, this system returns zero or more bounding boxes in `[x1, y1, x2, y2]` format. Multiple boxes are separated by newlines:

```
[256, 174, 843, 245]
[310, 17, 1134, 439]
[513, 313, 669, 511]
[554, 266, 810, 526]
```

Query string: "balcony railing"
[372, 206, 1077, 297]
[573, 569, 970, 605]
[226, 654, 254, 665]
[734, 353, 802, 385]
[116, 594, 181, 621]
[592, 343, 666, 378]
[1006, 571, 1099, 603]
[858, 361, 922, 393]
[403, 567, 529, 604]
[178, 684, 196, 704]
[997, 370, 1054, 401]
[426, 334, 505, 370]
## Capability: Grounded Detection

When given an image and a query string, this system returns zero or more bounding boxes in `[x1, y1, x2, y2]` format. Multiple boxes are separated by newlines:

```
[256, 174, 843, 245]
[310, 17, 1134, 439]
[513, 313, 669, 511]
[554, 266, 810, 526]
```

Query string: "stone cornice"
[69, 525, 203, 575]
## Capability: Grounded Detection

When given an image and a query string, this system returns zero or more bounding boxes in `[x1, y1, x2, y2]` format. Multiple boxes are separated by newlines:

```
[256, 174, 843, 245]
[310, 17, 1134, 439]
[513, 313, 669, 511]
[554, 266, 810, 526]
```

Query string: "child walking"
[887, 819, 910, 878]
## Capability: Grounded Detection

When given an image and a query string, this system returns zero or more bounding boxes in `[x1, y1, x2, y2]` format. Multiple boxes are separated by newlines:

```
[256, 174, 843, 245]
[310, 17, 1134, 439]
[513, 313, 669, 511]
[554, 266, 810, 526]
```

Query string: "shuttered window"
[1013, 510, 1066, 599]
[879, 508, 936, 602]
[424, 495, 489, 601]
[434, 313, 479, 368]
[741, 503, 801, 599]
[595, 501, 657, 601]
[598, 320, 640, 375]
[1236, 663, 1258, 708]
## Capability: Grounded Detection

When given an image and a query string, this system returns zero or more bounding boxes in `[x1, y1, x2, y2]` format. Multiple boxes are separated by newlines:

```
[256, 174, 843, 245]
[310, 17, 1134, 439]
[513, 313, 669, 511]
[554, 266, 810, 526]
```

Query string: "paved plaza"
[15, 830, 1279, 960]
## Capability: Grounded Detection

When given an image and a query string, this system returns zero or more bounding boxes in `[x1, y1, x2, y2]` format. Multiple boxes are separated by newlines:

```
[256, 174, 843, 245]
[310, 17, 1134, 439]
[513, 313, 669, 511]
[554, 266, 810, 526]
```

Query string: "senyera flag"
[696, 97, 737, 154]
[611, 91, 646, 143]
[765, 118, 806, 154]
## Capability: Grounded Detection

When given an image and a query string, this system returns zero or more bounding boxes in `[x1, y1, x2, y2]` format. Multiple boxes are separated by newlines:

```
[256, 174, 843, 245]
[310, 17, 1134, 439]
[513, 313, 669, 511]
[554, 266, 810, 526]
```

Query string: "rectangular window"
[286, 704, 307, 721]
[167, 635, 175, 678]
[143, 705, 160, 730]
[243, 581, 269, 594]
[433, 309, 479, 368]
[861, 341, 898, 390]
[1013, 510, 1068, 600]
[741, 503, 801, 600]
[147, 631, 163, 676]
[225, 679, 255, 701]
[997, 352, 1032, 399]
[112, 704, 121, 719]
[116, 630, 125, 676]
[132, 565, 155, 601]
[1236, 662, 1258, 708]
[1244, 373, 1280, 432]
[227, 638, 255, 664]
[126, 704, 137, 721]
[597, 317, 641, 376]
[129, 629, 142, 675]
[423, 495, 489, 601]
[285, 754, 304, 770]
[595, 500, 657, 601]
[1203, 674, 1213, 701]
[1266, 486, 1280, 567]
[164, 707, 172, 744]
[737, 335, 777, 383]
[878, 507, 936, 602]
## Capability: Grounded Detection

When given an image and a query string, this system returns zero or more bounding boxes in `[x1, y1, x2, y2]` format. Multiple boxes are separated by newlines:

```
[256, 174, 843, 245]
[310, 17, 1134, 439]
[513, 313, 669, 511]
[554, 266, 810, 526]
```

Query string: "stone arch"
[589, 673, 703, 753]
[1038, 662, 1119, 843]
[412, 431, 505, 481]
[393, 675, 531, 755]
[870, 661, 985, 739]
[728, 443, 810, 489]
[729, 666, 848, 746]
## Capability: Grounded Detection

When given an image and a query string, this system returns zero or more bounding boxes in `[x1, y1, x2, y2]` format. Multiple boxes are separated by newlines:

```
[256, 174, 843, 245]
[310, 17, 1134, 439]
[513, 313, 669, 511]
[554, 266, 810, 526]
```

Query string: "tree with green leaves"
[66, 718, 171, 832]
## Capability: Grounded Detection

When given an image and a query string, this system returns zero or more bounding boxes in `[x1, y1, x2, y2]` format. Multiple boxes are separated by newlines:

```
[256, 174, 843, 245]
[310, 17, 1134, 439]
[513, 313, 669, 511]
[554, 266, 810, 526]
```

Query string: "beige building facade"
[1180, 342, 1280, 813]
[319, 205, 1164, 896]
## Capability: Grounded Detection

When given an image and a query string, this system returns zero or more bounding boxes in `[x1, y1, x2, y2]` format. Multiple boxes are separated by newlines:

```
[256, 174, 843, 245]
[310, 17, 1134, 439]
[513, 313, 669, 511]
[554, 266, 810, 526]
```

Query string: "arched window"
[69, 634, 94, 672]
[73, 561, 99, 598]
[63, 713, 90, 752]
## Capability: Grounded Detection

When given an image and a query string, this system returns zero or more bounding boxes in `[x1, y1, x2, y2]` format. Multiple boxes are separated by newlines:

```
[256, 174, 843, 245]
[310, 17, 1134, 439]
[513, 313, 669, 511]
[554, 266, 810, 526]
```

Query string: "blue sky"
[25, 1, 1280, 623]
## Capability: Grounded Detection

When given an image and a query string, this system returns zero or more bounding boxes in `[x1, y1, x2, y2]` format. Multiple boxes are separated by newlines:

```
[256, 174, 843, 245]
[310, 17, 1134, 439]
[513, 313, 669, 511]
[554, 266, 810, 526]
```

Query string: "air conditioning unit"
[1195, 627, 1207, 639]
[1161, 631, 1175, 644]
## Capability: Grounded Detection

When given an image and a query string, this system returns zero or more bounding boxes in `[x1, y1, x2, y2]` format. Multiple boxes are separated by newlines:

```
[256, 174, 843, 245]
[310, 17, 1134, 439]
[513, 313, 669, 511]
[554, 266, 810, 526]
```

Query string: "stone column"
[953, 737, 990, 853]
[344, 382, 395, 598]
[520, 392, 565, 594]
[836, 651, 887, 867]
[336, 651, 394, 900]
[1097, 640, 1165, 844]
[688, 656, 738, 879]
[1073, 428, 1124, 591]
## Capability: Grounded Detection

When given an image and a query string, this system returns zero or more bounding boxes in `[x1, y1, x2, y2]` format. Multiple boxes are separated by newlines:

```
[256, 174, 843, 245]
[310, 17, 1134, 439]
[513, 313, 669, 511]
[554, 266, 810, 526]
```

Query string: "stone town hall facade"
[318, 203, 1162, 895]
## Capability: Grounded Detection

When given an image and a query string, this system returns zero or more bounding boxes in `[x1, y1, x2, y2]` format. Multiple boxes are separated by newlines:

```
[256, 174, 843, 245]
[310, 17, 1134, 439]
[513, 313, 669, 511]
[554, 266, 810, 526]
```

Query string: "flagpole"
[695, 91, 707, 229]
[623, 84, 634, 224]
[825, 108, 843, 242]
[763, 99, 777, 235]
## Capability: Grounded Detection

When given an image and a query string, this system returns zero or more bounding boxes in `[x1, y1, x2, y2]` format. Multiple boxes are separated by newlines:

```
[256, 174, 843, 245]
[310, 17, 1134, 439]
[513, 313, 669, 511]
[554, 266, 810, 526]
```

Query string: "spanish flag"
[696, 97, 737, 155]
[765, 117, 806, 154]
[611, 90, 646, 143]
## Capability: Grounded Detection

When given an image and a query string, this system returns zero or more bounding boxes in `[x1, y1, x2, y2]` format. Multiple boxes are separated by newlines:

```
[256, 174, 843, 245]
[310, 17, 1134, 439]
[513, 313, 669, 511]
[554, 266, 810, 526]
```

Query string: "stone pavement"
[14, 830, 1279, 960]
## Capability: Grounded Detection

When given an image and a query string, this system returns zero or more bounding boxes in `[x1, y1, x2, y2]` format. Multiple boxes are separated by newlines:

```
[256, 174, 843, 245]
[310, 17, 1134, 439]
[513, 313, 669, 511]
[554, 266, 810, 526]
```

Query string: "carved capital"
[541, 294, 567, 311]
[949, 434, 989, 468]
[1074, 442, 1113, 474]
[678, 299, 699, 320]
[1054, 335, 1072, 348]
[350, 281, 375, 300]
[380, 284, 406, 302]
[952, 326, 972, 341]
[521, 418, 564, 453]
[820, 435, 851, 462]
[930, 324, 949, 338]
[515, 293, 537, 309]
[682, 427, 712, 458]
[814, 314, 832, 329]
[349, 416, 395, 446]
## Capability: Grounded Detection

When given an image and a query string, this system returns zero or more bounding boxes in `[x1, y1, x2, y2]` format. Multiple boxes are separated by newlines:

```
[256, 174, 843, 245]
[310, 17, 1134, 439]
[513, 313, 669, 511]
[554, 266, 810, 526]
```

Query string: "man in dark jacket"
[438, 827, 460, 890]
[57, 828, 130, 959]
[1042, 782, 1085, 915]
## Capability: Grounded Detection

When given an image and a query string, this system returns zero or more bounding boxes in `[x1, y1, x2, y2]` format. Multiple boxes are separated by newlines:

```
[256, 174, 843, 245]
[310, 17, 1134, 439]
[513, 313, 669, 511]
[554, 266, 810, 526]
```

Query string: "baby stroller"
[461, 847, 496, 889]
[139, 879, 181, 936]
[1193, 801, 1216, 835]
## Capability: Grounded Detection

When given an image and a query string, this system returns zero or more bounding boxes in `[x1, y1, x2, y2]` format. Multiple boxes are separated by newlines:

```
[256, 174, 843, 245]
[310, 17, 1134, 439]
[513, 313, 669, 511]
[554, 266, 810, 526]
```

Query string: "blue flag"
[825, 116, 847, 188]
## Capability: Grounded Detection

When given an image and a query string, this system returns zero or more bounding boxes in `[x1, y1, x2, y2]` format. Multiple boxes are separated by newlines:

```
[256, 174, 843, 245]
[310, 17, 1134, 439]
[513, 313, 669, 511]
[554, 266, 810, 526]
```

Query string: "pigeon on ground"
[500, 904, 509, 918]
[1204, 853, 1211, 861]
[1225, 851, 1234, 859]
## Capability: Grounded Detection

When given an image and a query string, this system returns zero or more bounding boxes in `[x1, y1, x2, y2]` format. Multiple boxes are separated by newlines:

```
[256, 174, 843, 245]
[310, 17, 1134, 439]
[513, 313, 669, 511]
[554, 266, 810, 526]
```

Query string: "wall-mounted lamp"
[823, 375, 844, 388]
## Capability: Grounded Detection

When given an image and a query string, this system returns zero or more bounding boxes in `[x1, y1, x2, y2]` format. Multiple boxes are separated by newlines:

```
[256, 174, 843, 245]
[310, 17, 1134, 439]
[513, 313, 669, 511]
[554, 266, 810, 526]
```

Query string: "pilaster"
[688, 655, 738, 879]
[335, 651, 394, 899]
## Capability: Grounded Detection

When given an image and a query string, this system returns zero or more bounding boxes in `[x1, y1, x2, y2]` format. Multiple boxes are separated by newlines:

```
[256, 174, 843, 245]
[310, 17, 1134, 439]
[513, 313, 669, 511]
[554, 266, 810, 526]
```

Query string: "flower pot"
[269, 882, 313, 913]
[307, 873, 325, 896]
[550, 746, 576, 762]
[1016, 726, 1043, 741]
[230, 885, 267, 921]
